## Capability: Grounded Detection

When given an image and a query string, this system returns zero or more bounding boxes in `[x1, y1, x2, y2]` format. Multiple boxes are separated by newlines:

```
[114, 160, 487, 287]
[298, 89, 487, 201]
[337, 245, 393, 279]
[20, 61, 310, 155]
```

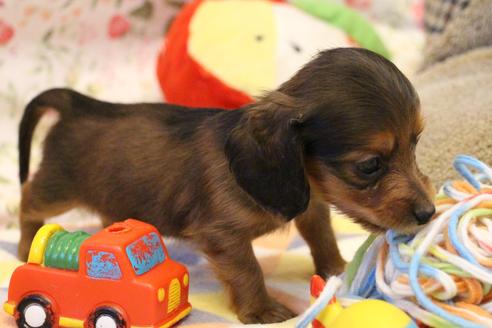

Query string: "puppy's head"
[225, 48, 435, 233]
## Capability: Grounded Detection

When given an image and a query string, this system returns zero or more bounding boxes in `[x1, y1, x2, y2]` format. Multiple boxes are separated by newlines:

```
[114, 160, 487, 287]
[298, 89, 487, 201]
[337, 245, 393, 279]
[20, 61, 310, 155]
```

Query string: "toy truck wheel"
[89, 307, 126, 328]
[16, 295, 55, 328]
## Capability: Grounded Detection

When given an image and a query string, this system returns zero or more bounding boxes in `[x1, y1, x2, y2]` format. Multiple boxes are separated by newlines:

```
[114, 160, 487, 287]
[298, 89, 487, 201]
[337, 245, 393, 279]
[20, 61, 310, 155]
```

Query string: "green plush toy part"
[292, 0, 390, 59]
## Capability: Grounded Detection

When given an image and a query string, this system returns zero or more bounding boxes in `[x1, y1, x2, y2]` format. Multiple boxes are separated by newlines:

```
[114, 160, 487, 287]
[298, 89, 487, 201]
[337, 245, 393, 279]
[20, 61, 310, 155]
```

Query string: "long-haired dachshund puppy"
[18, 48, 435, 323]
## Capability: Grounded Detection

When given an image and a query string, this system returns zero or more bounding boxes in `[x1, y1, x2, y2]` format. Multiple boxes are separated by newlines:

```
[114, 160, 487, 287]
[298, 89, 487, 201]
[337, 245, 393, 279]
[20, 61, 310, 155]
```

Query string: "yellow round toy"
[323, 299, 416, 328]
[307, 275, 417, 328]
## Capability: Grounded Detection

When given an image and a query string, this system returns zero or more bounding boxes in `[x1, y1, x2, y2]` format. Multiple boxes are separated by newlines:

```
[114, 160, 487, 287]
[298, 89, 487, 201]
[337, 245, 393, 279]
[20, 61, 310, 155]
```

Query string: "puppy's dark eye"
[356, 157, 382, 176]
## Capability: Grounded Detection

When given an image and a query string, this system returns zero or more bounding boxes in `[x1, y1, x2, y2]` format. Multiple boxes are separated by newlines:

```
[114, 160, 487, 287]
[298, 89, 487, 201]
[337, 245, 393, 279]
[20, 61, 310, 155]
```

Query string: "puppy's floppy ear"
[225, 99, 309, 220]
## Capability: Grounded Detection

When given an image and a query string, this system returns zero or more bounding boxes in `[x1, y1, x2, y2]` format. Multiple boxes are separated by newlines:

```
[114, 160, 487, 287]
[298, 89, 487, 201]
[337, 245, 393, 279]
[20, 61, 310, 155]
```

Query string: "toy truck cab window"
[86, 250, 122, 280]
[126, 232, 166, 275]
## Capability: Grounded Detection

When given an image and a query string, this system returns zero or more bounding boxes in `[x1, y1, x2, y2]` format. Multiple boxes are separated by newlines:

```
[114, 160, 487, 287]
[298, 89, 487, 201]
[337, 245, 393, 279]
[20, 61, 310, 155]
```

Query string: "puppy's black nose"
[414, 206, 436, 225]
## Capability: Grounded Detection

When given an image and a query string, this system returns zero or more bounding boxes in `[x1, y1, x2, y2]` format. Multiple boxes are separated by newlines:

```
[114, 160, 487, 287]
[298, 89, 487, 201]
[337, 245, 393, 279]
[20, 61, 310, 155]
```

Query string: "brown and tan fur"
[17, 48, 435, 323]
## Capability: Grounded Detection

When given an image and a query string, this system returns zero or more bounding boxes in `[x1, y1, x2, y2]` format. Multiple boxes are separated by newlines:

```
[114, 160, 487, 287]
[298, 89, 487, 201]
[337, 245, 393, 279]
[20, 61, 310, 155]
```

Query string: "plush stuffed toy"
[157, 0, 390, 109]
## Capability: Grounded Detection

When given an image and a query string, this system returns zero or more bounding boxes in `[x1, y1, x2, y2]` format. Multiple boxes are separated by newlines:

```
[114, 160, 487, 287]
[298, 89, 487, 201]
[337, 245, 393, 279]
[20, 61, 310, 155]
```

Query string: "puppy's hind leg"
[18, 177, 76, 261]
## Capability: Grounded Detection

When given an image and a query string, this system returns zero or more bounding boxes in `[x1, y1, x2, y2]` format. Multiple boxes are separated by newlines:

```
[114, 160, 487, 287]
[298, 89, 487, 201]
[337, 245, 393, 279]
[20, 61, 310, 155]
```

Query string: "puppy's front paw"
[316, 259, 346, 279]
[238, 298, 296, 324]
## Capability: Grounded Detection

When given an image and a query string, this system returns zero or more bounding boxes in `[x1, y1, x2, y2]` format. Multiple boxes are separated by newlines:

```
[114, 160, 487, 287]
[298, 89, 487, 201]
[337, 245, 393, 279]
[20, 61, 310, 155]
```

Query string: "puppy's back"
[19, 88, 224, 235]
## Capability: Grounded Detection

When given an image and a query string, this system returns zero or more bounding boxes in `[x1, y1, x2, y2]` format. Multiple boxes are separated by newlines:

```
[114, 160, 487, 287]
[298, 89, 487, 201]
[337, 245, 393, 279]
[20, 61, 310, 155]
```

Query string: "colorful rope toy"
[297, 155, 492, 328]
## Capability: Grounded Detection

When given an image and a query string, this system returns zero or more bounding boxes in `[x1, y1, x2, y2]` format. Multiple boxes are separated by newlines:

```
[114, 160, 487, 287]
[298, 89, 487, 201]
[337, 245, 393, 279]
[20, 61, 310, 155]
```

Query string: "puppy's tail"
[19, 88, 76, 184]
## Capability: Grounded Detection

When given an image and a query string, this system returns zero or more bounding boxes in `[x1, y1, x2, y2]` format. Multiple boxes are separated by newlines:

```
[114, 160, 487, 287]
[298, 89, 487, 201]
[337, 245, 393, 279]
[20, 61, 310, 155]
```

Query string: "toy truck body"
[3, 219, 191, 328]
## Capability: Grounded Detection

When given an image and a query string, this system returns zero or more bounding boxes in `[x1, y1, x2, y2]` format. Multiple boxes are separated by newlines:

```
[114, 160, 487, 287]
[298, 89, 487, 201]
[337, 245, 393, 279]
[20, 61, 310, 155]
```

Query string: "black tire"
[16, 295, 55, 328]
[88, 307, 126, 328]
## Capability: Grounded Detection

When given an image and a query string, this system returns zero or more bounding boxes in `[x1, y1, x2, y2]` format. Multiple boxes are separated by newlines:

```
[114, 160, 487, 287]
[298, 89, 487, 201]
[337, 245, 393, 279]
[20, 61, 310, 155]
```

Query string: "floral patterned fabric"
[0, 0, 178, 228]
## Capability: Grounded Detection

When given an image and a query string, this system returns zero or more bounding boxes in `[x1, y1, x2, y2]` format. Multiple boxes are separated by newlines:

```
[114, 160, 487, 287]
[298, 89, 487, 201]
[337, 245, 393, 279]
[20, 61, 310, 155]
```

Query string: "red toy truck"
[3, 219, 191, 328]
